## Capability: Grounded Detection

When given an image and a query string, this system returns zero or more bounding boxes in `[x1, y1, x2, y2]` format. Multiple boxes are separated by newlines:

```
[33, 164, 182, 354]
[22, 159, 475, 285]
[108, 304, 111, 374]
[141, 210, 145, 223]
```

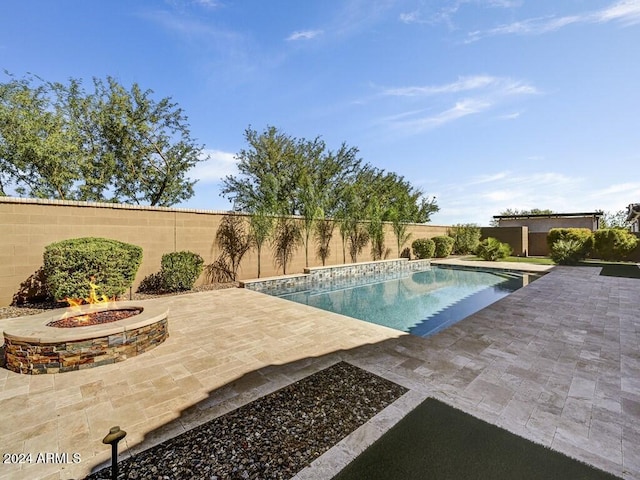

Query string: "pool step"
[409, 285, 511, 337]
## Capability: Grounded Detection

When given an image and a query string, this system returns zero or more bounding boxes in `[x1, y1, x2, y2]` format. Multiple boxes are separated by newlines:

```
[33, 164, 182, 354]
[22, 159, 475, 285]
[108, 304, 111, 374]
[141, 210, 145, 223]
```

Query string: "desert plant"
[432, 235, 455, 258]
[547, 228, 593, 258]
[400, 247, 411, 259]
[593, 228, 639, 261]
[248, 211, 273, 278]
[348, 225, 370, 262]
[315, 218, 334, 266]
[412, 238, 435, 259]
[476, 237, 512, 261]
[137, 272, 164, 293]
[273, 217, 301, 274]
[43, 237, 142, 301]
[206, 214, 251, 282]
[160, 251, 204, 292]
[448, 224, 481, 255]
[550, 239, 584, 265]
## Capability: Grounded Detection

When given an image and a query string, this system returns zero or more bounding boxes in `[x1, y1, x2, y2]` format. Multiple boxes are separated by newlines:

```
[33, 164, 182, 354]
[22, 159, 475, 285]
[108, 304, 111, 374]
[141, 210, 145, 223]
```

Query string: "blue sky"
[1, 0, 639, 225]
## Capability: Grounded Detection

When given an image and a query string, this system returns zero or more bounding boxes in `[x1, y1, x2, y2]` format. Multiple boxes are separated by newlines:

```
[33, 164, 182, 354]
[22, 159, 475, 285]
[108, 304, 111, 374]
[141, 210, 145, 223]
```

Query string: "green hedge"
[160, 251, 204, 292]
[546, 228, 593, 258]
[448, 224, 481, 255]
[550, 239, 584, 265]
[593, 229, 639, 261]
[476, 237, 512, 261]
[44, 237, 142, 301]
[412, 238, 435, 259]
[432, 236, 455, 258]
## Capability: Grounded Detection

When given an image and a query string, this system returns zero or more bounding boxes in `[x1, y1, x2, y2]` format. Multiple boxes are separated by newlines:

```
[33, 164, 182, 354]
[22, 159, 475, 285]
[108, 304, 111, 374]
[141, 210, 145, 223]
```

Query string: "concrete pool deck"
[1, 263, 639, 479]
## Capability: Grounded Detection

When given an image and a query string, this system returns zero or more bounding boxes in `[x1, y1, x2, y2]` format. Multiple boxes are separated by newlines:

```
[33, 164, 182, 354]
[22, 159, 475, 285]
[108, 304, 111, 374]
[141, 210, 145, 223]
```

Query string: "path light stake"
[103, 426, 127, 480]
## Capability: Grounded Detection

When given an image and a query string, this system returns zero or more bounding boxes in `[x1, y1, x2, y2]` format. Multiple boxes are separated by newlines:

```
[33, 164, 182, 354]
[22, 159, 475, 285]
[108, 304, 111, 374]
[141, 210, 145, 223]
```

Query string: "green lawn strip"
[332, 398, 621, 480]
[463, 255, 555, 265]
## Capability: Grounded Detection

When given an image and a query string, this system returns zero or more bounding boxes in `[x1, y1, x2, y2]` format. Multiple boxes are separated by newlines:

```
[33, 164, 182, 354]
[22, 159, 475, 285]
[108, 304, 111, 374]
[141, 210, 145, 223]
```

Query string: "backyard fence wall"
[528, 233, 550, 256]
[480, 226, 528, 256]
[0, 197, 450, 306]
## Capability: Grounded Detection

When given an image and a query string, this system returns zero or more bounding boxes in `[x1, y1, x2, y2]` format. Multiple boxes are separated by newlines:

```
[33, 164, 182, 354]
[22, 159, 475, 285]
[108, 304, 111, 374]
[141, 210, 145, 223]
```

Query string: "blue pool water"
[272, 267, 539, 337]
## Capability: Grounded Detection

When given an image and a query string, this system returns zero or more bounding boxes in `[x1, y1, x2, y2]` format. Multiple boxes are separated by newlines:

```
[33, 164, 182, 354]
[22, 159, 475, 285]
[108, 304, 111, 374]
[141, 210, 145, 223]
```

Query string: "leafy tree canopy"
[599, 209, 631, 229]
[222, 125, 438, 223]
[0, 72, 207, 206]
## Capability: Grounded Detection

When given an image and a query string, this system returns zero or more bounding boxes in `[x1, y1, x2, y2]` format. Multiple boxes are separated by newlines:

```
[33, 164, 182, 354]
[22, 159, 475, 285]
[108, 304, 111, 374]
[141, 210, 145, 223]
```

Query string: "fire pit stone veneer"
[2, 301, 169, 374]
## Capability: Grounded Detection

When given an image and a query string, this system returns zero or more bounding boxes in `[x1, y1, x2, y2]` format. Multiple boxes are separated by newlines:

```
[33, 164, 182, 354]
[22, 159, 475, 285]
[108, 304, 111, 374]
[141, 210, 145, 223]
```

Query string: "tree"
[367, 198, 389, 260]
[222, 126, 299, 214]
[0, 72, 206, 206]
[314, 218, 334, 266]
[248, 209, 273, 278]
[272, 217, 301, 274]
[0, 73, 82, 198]
[600, 210, 630, 229]
[206, 214, 250, 282]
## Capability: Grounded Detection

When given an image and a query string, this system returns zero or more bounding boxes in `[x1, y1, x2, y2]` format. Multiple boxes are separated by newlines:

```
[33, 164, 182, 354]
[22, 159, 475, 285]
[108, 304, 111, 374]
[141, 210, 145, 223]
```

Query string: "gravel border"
[84, 362, 408, 480]
[0, 283, 237, 320]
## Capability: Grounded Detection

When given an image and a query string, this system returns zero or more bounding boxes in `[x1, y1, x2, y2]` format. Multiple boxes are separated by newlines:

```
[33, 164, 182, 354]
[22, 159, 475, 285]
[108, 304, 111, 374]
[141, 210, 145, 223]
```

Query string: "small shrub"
[476, 237, 512, 261]
[400, 247, 411, 259]
[448, 224, 481, 255]
[550, 239, 584, 265]
[547, 228, 593, 258]
[44, 237, 142, 301]
[432, 236, 455, 258]
[412, 238, 435, 259]
[160, 251, 204, 292]
[593, 228, 639, 261]
[137, 272, 164, 293]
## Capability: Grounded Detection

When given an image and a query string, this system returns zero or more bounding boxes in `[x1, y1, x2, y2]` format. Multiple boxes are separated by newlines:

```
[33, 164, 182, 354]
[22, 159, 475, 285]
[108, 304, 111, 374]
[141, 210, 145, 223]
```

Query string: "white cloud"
[592, 182, 640, 197]
[378, 75, 537, 133]
[426, 171, 586, 225]
[286, 30, 323, 41]
[190, 149, 237, 183]
[498, 111, 521, 120]
[399, 11, 422, 24]
[467, 0, 640, 42]
[382, 75, 538, 97]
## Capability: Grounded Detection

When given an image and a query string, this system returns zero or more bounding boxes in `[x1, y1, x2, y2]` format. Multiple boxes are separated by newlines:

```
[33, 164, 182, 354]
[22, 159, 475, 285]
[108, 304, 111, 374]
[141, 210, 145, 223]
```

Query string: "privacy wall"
[0, 197, 450, 306]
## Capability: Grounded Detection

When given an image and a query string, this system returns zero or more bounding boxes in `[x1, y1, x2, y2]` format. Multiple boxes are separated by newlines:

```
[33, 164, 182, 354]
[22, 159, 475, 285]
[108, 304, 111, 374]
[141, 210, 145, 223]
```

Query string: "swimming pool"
[272, 266, 540, 337]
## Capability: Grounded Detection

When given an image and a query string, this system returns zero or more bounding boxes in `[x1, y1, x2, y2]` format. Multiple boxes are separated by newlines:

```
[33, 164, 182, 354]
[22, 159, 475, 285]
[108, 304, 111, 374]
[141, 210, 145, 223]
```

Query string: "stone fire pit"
[2, 301, 169, 374]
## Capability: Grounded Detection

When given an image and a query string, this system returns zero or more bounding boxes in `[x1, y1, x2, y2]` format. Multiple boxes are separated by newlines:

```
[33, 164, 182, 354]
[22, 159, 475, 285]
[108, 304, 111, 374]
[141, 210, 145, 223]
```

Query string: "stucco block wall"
[0, 197, 449, 306]
[499, 217, 598, 233]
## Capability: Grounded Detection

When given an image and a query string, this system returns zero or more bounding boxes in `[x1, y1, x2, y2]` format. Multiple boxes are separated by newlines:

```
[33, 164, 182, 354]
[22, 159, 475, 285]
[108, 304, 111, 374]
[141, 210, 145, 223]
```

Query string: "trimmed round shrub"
[412, 238, 435, 259]
[432, 235, 455, 258]
[475, 237, 512, 261]
[448, 224, 481, 255]
[160, 251, 204, 292]
[547, 228, 593, 258]
[43, 237, 143, 301]
[550, 239, 584, 265]
[593, 228, 639, 261]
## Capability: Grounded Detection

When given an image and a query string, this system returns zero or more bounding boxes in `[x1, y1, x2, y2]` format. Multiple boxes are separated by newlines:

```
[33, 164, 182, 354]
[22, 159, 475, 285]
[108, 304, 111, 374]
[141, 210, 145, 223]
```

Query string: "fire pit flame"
[54, 277, 127, 327]
[64, 277, 117, 308]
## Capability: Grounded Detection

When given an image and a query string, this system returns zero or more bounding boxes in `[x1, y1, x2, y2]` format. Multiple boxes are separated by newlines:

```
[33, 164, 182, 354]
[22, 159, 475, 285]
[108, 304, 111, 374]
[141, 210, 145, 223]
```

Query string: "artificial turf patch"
[332, 398, 622, 480]
[598, 263, 640, 279]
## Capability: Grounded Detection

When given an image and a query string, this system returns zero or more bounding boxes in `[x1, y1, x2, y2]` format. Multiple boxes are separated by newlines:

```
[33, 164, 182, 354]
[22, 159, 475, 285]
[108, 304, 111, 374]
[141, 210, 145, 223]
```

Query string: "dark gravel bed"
[84, 362, 408, 480]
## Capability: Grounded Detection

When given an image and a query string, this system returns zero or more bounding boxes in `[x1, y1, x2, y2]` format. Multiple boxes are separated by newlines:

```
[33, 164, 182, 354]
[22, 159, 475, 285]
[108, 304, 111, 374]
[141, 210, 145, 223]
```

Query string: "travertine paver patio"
[1, 263, 639, 480]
